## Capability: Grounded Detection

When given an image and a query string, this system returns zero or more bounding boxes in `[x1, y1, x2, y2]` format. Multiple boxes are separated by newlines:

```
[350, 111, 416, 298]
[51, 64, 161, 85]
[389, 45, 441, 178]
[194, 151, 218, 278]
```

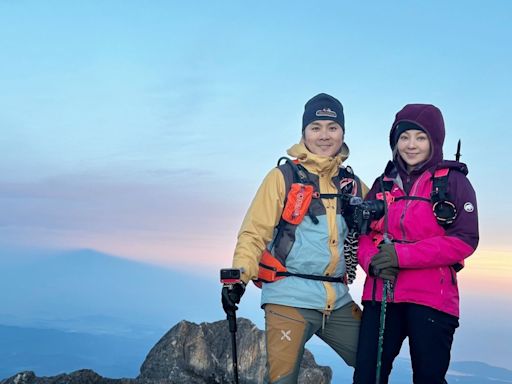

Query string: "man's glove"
[221, 282, 246, 313]
[370, 243, 399, 282]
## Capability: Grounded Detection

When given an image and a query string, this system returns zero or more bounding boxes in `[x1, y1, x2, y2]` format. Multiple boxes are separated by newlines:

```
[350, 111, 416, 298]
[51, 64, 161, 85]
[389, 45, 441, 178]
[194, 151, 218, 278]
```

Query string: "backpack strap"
[395, 196, 431, 202]
[376, 168, 456, 218]
[430, 167, 457, 227]
[375, 174, 396, 204]
[277, 156, 309, 184]
[270, 158, 361, 284]
[257, 250, 345, 285]
[270, 158, 317, 262]
[432, 168, 450, 201]
[277, 157, 319, 224]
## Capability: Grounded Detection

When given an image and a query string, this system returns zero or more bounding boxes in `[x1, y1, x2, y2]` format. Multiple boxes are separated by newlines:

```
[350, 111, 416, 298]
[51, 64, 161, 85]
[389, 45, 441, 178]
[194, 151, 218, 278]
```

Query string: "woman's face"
[396, 129, 431, 171]
[303, 120, 344, 157]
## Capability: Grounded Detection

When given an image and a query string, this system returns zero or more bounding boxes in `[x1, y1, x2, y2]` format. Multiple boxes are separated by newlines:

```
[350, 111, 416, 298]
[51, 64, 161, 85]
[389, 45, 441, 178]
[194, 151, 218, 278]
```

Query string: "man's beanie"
[302, 93, 345, 132]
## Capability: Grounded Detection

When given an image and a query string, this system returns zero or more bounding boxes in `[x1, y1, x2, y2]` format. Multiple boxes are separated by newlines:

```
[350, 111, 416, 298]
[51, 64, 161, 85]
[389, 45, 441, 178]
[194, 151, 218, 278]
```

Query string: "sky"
[0, 0, 511, 370]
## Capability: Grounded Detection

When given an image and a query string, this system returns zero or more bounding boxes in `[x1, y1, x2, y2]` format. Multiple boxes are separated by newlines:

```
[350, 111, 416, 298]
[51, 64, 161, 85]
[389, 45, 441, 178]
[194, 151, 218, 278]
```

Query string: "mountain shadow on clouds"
[0, 247, 234, 379]
[0, 248, 224, 331]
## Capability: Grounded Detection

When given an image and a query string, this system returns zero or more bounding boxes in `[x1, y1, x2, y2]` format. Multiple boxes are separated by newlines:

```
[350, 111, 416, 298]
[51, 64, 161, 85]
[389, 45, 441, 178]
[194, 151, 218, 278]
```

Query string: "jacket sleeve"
[357, 234, 379, 273]
[357, 178, 381, 273]
[232, 168, 286, 283]
[396, 171, 479, 269]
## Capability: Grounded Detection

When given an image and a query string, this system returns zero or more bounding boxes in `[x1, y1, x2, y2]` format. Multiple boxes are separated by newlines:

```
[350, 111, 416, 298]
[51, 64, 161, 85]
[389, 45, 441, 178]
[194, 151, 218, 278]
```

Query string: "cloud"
[451, 250, 512, 368]
[0, 170, 247, 269]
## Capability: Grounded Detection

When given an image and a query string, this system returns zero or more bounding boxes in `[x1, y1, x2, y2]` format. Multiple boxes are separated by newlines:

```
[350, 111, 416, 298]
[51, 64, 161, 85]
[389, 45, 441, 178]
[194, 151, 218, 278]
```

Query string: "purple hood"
[389, 104, 445, 173]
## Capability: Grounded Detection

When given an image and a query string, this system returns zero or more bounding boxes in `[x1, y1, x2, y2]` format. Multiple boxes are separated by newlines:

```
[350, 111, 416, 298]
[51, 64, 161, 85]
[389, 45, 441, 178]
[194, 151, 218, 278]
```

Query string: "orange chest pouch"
[281, 183, 315, 225]
[257, 249, 288, 285]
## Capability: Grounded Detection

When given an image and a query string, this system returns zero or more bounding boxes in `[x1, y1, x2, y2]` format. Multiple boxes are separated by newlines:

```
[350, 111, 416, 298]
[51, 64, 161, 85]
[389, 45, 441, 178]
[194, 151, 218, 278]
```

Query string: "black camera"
[220, 268, 241, 285]
[342, 196, 385, 234]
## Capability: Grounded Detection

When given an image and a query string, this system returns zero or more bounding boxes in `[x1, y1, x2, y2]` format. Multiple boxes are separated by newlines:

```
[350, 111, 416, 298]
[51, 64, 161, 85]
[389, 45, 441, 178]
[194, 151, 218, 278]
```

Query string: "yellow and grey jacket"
[233, 141, 368, 311]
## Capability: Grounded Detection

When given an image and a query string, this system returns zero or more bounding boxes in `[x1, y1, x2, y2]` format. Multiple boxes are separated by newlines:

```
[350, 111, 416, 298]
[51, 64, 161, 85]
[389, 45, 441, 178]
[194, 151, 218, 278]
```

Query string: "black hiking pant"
[353, 302, 459, 384]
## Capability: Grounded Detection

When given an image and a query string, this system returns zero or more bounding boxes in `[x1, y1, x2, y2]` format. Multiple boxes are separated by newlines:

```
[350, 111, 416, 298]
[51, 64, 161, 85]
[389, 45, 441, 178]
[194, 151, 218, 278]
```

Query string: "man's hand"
[221, 282, 246, 313]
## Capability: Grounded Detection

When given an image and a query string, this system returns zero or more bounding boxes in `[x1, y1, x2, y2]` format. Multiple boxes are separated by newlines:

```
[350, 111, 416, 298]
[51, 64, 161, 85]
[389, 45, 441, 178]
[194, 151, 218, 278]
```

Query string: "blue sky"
[0, 0, 511, 369]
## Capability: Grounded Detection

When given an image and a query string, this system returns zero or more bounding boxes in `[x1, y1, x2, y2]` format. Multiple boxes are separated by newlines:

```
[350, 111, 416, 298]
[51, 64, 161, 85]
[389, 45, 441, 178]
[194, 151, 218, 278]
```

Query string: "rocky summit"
[1, 317, 332, 384]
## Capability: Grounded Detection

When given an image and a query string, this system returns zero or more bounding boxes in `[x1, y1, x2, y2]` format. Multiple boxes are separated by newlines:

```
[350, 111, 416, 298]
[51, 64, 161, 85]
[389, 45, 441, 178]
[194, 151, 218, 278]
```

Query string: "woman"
[353, 104, 479, 384]
[222, 93, 368, 383]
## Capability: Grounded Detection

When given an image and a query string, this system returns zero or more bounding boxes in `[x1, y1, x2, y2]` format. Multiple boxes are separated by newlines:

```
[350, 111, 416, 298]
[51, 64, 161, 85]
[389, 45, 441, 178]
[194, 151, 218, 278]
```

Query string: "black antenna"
[455, 139, 461, 161]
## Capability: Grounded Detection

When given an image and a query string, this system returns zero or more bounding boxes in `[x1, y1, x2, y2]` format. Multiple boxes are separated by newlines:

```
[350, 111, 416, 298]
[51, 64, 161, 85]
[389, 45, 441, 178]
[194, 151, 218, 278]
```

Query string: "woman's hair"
[392, 144, 398, 160]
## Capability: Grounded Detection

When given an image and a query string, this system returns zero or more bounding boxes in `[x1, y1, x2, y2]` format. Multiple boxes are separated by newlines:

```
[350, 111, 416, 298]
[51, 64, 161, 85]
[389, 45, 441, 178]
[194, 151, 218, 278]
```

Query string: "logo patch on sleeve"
[464, 202, 474, 212]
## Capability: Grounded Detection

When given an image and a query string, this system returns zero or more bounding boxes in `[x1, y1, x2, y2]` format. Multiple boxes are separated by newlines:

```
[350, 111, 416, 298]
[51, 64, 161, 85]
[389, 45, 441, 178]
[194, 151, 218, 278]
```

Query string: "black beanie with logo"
[302, 93, 345, 132]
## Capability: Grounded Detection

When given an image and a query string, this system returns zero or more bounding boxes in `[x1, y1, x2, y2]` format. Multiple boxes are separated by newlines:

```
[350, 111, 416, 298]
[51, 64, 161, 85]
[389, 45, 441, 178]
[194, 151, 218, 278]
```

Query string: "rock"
[1, 369, 125, 384]
[139, 317, 331, 384]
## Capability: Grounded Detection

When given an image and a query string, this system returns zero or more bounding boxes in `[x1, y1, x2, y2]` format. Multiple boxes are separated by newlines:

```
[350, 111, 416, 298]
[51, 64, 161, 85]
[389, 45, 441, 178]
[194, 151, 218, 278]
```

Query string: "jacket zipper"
[395, 172, 431, 302]
[399, 172, 429, 241]
[440, 267, 445, 296]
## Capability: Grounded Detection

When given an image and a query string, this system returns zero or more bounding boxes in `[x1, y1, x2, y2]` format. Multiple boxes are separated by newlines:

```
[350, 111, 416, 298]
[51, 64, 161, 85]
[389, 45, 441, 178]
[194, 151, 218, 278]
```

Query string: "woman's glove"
[370, 243, 399, 281]
[370, 266, 399, 282]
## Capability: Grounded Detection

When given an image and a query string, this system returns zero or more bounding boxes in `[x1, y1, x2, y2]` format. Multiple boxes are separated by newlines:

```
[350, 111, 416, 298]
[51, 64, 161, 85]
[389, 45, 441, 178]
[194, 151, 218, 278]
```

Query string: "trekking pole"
[220, 268, 242, 384]
[226, 309, 240, 384]
[375, 279, 390, 384]
[375, 176, 394, 384]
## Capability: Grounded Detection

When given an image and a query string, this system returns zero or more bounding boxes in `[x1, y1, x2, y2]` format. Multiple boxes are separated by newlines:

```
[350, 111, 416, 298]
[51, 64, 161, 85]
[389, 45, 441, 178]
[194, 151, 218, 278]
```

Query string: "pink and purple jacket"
[358, 104, 479, 317]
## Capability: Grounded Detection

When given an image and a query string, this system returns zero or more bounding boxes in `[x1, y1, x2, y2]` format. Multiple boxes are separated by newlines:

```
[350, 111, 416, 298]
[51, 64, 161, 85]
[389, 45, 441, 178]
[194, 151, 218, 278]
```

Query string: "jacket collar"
[286, 141, 348, 176]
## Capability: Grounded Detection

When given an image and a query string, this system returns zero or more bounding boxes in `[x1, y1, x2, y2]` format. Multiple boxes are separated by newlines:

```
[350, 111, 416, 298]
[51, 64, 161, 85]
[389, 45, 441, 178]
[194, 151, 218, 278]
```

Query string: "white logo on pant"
[280, 330, 291, 341]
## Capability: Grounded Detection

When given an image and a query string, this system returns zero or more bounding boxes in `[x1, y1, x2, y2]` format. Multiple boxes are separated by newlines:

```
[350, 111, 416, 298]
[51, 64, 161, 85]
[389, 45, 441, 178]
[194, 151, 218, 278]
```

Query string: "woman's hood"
[389, 104, 445, 172]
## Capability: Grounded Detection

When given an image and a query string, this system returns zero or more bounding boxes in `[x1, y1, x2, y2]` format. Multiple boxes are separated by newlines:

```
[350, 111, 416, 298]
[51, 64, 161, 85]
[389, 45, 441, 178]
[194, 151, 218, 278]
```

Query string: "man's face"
[303, 120, 344, 157]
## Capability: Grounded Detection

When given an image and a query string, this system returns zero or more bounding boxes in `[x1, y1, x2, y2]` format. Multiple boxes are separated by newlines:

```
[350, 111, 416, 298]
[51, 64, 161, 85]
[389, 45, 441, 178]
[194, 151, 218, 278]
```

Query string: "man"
[222, 93, 368, 383]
